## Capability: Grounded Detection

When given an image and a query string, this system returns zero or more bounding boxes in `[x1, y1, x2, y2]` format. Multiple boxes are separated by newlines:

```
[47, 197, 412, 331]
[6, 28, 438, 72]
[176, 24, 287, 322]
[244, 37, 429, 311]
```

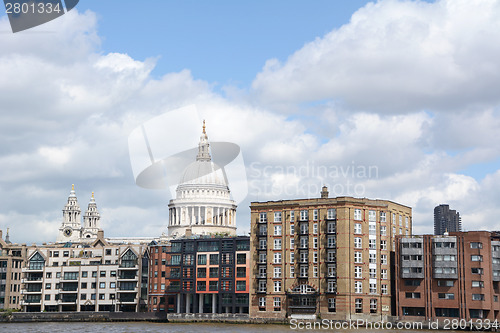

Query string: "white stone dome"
[179, 159, 228, 187]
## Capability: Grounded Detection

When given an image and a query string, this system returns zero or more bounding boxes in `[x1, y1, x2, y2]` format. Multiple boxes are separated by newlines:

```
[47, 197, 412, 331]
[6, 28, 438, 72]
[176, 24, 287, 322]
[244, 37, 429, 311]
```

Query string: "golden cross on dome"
[203, 120, 206, 134]
[72, 184, 75, 191]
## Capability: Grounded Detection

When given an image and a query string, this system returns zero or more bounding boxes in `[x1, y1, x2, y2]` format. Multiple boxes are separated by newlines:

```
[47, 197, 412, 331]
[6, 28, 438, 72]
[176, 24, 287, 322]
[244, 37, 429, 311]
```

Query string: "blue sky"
[76, 1, 373, 86]
[1, 0, 500, 244]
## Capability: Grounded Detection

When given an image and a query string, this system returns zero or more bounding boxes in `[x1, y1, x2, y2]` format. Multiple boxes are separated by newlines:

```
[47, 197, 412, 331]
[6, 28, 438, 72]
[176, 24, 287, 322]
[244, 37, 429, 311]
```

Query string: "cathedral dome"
[179, 159, 228, 187]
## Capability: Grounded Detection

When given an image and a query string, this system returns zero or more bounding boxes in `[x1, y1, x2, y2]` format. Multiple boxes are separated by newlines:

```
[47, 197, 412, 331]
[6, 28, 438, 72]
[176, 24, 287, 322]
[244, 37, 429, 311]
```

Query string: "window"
[381, 269, 387, 279]
[197, 254, 207, 265]
[259, 225, 267, 236]
[369, 268, 376, 278]
[381, 284, 388, 294]
[438, 293, 455, 300]
[290, 210, 295, 222]
[236, 281, 246, 291]
[274, 281, 281, 292]
[209, 267, 219, 278]
[274, 253, 282, 264]
[370, 299, 377, 313]
[100, 271, 106, 277]
[99, 294, 105, 300]
[274, 239, 282, 250]
[327, 208, 336, 219]
[99, 282, 105, 289]
[327, 236, 335, 248]
[328, 298, 336, 312]
[300, 210, 308, 221]
[328, 280, 336, 292]
[369, 224, 376, 235]
[381, 254, 387, 265]
[354, 209, 362, 220]
[471, 268, 483, 275]
[237, 253, 246, 264]
[259, 212, 267, 223]
[290, 224, 295, 235]
[259, 253, 266, 264]
[405, 217, 409, 227]
[369, 253, 376, 263]
[355, 266, 362, 279]
[369, 283, 377, 294]
[273, 297, 281, 310]
[313, 237, 318, 249]
[380, 212, 386, 222]
[354, 237, 362, 249]
[274, 225, 282, 236]
[274, 212, 282, 222]
[290, 252, 294, 264]
[471, 255, 483, 262]
[290, 238, 294, 249]
[313, 209, 318, 221]
[328, 265, 335, 277]
[300, 265, 308, 278]
[210, 254, 219, 265]
[45, 283, 51, 289]
[300, 251, 308, 263]
[290, 266, 294, 278]
[313, 223, 318, 234]
[437, 280, 454, 287]
[274, 267, 281, 278]
[259, 239, 267, 250]
[399, 215, 402, 225]
[327, 250, 335, 262]
[313, 252, 318, 263]
[355, 298, 362, 313]
[470, 242, 483, 249]
[259, 297, 266, 309]
[327, 222, 336, 233]
[354, 252, 362, 263]
[313, 266, 318, 277]
[404, 280, 421, 286]
[472, 294, 484, 301]
[355, 281, 362, 293]
[300, 237, 308, 248]
[472, 281, 484, 288]
[406, 292, 421, 299]
[369, 239, 376, 249]
[380, 240, 387, 250]
[354, 223, 362, 234]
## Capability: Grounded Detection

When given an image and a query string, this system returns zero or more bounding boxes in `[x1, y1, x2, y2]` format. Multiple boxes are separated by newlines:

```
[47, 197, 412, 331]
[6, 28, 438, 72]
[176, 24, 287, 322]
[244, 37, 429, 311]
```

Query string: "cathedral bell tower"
[82, 192, 101, 240]
[57, 184, 82, 243]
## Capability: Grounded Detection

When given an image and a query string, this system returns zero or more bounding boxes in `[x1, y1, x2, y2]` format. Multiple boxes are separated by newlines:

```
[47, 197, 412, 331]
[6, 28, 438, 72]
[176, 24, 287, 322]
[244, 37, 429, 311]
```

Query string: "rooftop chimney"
[321, 186, 329, 199]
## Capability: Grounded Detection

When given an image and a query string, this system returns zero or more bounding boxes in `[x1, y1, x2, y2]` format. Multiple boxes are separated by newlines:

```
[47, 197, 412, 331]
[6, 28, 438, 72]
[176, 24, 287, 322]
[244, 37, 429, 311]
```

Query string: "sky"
[1, 0, 500, 244]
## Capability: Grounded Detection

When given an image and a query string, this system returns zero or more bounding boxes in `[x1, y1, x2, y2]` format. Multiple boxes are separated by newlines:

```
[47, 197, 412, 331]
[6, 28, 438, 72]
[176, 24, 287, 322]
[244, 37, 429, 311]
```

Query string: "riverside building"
[21, 232, 148, 312]
[395, 231, 500, 321]
[249, 186, 412, 320]
[0, 229, 26, 310]
[148, 236, 250, 314]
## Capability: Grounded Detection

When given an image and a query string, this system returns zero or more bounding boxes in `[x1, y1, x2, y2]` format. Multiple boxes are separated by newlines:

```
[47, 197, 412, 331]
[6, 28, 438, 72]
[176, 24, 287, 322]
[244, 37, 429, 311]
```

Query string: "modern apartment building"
[249, 187, 412, 320]
[148, 236, 250, 314]
[434, 204, 461, 235]
[0, 229, 25, 310]
[21, 232, 148, 312]
[395, 231, 500, 321]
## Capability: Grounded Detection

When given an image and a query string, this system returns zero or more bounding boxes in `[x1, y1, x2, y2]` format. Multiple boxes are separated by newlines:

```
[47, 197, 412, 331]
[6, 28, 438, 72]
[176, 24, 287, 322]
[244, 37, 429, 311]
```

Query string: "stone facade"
[0, 229, 26, 310]
[249, 187, 412, 320]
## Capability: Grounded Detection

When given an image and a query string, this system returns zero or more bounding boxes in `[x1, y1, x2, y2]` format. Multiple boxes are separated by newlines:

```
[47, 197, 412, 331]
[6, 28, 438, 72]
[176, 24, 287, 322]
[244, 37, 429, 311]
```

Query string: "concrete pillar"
[198, 206, 201, 225]
[177, 295, 181, 313]
[186, 294, 190, 313]
[212, 294, 216, 313]
[199, 293, 203, 313]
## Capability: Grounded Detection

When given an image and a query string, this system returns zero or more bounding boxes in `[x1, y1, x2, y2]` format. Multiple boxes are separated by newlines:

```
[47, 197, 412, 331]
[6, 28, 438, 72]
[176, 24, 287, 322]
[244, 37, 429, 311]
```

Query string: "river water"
[0, 322, 441, 333]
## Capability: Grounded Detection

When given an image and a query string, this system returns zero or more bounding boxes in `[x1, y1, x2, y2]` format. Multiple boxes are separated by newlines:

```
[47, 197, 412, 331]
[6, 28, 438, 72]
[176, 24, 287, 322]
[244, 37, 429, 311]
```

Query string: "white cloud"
[252, 0, 500, 113]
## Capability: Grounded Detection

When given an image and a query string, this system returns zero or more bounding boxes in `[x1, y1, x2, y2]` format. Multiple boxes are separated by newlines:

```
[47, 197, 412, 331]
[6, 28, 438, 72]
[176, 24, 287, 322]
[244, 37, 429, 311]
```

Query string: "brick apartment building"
[148, 236, 250, 314]
[249, 186, 412, 320]
[396, 231, 500, 321]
